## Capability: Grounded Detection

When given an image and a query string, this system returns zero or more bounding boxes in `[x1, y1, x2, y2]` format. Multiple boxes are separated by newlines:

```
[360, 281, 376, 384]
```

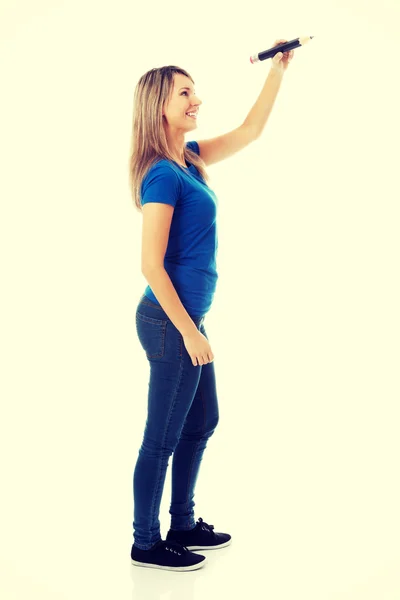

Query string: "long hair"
[128, 65, 210, 213]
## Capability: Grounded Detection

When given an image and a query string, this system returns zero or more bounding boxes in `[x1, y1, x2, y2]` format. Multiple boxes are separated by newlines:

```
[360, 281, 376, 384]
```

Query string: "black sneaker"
[131, 539, 207, 572]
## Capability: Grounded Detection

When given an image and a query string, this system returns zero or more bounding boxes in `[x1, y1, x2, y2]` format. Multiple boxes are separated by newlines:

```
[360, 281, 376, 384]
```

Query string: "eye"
[181, 91, 188, 96]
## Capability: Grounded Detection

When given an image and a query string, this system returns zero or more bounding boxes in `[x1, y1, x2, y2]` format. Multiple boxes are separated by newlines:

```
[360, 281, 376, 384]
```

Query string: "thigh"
[181, 322, 219, 435]
[135, 305, 204, 450]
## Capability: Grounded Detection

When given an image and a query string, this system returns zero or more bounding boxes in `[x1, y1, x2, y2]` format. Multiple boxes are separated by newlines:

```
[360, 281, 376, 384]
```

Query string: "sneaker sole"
[184, 539, 232, 551]
[131, 557, 207, 571]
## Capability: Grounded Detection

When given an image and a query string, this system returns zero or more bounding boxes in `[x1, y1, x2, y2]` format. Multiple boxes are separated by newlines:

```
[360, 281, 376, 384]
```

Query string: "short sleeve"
[186, 140, 200, 155]
[141, 163, 181, 208]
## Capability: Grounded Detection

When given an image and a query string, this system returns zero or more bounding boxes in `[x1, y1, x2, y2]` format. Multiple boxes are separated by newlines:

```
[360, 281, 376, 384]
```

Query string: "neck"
[164, 124, 186, 165]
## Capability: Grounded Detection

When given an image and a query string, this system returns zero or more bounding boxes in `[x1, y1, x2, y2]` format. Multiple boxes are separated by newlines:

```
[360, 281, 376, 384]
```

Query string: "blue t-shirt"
[141, 140, 219, 317]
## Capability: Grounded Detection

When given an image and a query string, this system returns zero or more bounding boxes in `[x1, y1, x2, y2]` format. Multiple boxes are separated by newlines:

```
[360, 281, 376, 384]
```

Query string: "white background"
[1, 0, 399, 598]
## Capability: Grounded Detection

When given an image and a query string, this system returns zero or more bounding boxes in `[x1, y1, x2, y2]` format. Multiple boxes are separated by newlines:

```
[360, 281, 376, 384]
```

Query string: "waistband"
[138, 294, 206, 326]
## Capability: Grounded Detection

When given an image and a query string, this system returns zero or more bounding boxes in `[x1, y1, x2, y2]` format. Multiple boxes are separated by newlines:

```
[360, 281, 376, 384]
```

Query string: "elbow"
[142, 263, 164, 274]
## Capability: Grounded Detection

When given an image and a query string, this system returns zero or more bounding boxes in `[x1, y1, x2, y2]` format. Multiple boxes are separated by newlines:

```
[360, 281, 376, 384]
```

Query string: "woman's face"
[163, 73, 202, 132]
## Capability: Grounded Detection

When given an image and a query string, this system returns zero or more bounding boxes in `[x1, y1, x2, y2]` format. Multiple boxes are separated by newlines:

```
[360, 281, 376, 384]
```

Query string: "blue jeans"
[132, 294, 220, 550]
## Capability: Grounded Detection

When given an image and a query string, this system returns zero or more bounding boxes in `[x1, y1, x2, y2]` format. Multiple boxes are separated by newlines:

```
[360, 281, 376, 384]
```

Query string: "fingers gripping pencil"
[250, 35, 314, 64]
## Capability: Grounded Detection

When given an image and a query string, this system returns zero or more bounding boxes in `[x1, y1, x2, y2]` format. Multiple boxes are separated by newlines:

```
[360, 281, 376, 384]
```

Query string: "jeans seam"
[149, 349, 186, 539]
[183, 438, 200, 529]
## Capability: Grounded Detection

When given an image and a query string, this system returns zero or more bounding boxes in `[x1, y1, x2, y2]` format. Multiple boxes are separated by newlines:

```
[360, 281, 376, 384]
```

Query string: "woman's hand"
[182, 329, 214, 367]
[271, 39, 294, 74]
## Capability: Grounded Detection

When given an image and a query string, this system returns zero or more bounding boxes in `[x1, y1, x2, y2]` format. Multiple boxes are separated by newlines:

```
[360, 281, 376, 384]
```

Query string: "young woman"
[129, 44, 293, 572]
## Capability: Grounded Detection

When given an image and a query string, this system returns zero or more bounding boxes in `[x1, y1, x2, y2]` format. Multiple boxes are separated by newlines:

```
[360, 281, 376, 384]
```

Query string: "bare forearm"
[243, 67, 284, 137]
[141, 266, 198, 337]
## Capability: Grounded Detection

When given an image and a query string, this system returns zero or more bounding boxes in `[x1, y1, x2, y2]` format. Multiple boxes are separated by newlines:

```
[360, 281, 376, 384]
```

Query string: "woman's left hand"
[271, 39, 294, 74]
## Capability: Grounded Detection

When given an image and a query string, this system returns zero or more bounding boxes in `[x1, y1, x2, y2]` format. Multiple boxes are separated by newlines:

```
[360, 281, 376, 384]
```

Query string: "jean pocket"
[135, 311, 166, 359]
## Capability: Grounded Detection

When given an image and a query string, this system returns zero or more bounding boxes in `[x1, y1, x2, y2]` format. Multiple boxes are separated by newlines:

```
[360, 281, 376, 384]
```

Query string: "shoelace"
[198, 517, 215, 534]
[164, 540, 189, 554]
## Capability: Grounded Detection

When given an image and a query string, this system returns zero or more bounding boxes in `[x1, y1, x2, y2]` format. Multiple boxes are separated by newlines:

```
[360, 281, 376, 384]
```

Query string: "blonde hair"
[128, 66, 210, 213]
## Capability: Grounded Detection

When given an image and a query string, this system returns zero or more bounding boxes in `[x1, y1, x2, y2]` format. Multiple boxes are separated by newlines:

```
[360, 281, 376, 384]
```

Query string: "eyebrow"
[179, 86, 196, 93]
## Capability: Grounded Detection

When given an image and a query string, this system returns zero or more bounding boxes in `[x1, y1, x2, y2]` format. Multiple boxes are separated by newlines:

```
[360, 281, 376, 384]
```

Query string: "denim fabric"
[132, 294, 220, 550]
